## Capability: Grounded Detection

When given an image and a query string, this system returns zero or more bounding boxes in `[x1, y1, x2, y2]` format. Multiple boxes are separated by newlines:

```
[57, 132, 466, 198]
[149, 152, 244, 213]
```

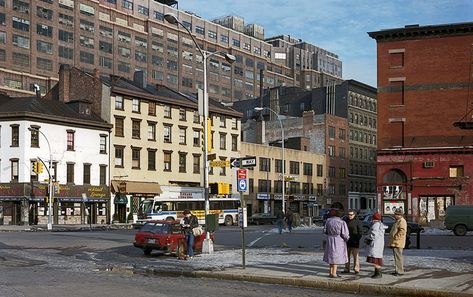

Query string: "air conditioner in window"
[423, 161, 435, 168]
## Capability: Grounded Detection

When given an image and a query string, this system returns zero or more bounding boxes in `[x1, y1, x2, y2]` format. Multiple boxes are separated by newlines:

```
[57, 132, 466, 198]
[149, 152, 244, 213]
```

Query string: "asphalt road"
[0, 228, 380, 297]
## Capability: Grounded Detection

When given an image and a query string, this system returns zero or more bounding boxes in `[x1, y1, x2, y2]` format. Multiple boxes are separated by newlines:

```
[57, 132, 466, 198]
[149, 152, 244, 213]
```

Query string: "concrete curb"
[105, 264, 473, 297]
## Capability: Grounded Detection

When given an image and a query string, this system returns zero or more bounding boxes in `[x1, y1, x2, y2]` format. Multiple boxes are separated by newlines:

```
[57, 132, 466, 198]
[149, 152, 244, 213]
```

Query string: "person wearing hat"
[323, 209, 349, 278]
[365, 212, 387, 278]
[388, 209, 407, 276]
[180, 209, 199, 259]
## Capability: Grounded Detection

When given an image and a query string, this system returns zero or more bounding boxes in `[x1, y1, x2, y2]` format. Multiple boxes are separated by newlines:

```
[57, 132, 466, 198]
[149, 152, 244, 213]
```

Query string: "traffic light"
[209, 182, 230, 195]
[201, 118, 213, 153]
[33, 161, 43, 174]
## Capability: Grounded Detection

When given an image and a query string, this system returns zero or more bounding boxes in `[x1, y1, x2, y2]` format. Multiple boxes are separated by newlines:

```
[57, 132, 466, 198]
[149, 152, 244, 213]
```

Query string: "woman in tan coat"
[388, 209, 407, 276]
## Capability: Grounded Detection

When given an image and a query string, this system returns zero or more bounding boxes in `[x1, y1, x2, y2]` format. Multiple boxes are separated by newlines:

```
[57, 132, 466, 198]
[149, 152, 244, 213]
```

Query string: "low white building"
[0, 95, 112, 225]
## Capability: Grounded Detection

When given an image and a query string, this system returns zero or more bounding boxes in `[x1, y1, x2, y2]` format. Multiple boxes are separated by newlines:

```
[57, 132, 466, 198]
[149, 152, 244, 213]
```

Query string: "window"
[66, 130, 75, 150]
[99, 41, 112, 54]
[59, 46, 73, 59]
[80, 51, 94, 64]
[99, 26, 112, 38]
[232, 134, 238, 151]
[164, 105, 171, 118]
[193, 130, 200, 147]
[11, 159, 19, 182]
[339, 128, 346, 140]
[99, 165, 107, 185]
[13, 35, 30, 49]
[164, 151, 171, 171]
[59, 30, 73, 43]
[219, 133, 226, 150]
[115, 117, 124, 137]
[115, 146, 124, 167]
[449, 166, 464, 178]
[12, 52, 29, 67]
[148, 102, 156, 116]
[30, 128, 39, 147]
[179, 127, 186, 144]
[290, 161, 300, 175]
[163, 125, 172, 143]
[303, 163, 313, 176]
[259, 157, 270, 172]
[233, 39, 240, 47]
[12, 17, 30, 31]
[328, 145, 335, 157]
[132, 98, 140, 112]
[275, 159, 283, 173]
[389, 50, 404, 68]
[37, 57, 53, 71]
[148, 122, 156, 140]
[317, 164, 323, 177]
[137, 5, 148, 16]
[328, 126, 335, 139]
[99, 135, 107, 154]
[179, 152, 186, 173]
[132, 147, 140, 169]
[132, 119, 141, 139]
[339, 168, 346, 178]
[83, 164, 91, 184]
[329, 166, 336, 177]
[79, 3, 95, 16]
[99, 56, 112, 69]
[195, 26, 204, 35]
[79, 19, 95, 32]
[66, 163, 74, 183]
[147, 149, 156, 171]
[37, 24, 53, 37]
[193, 154, 200, 173]
[115, 96, 124, 110]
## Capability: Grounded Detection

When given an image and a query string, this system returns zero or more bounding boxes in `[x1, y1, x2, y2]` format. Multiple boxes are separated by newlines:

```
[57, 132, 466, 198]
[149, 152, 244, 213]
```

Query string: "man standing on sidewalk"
[388, 209, 407, 276]
[342, 210, 363, 274]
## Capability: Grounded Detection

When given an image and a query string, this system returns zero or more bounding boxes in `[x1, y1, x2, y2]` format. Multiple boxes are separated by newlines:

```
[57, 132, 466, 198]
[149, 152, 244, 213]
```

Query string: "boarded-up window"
[390, 80, 404, 105]
[389, 52, 404, 68]
[390, 121, 404, 147]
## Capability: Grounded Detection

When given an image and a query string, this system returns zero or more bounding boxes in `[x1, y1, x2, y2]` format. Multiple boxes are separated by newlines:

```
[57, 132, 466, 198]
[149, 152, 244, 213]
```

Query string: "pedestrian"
[323, 209, 350, 278]
[275, 207, 285, 234]
[180, 209, 199, 259]
[342, 209, 363, 274]
[365, 212, 387, 278]
[285, 208, 294, 232]
[388, 209, 407, 276]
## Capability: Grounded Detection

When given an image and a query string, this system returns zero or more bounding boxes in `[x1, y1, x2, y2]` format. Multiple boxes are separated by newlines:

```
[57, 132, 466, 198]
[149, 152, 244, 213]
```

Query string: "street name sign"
[210, 160, 230, 167]
[241, 157, 256, 167]
[230, 158, 240, 168]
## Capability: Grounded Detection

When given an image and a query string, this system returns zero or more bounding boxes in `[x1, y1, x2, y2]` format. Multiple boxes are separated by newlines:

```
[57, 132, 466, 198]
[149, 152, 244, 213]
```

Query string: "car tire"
[165, 216, 175, 221]
[224, 215, 233, 226]
[454, 224, 467, 236]
[143, 248, 152, 255]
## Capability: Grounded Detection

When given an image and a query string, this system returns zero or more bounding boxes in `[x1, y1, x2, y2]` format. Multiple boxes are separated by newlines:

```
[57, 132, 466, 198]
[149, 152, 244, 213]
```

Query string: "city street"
[1, 225, 473, 297]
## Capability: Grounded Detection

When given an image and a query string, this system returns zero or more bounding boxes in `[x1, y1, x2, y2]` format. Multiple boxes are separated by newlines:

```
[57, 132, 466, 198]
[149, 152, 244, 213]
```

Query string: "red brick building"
[369, 22, 473, 225]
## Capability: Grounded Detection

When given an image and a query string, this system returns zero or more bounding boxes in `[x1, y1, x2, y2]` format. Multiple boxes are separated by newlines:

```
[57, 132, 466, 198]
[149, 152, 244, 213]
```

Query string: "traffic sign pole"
[238, 166, 247, 269]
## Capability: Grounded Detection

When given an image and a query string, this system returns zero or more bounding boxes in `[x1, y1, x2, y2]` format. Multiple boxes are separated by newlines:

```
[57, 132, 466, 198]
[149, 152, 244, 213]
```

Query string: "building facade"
[0, 94, 112, 225]
[241, 142, 325, 218]
[45, 66, 242, 223]
[0, 0, 341, 102]
[369, 22, 473, 225]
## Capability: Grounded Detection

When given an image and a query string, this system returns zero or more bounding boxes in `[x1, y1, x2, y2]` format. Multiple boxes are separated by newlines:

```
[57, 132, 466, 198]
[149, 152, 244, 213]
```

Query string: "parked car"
[247, 213, 277, 225]
[362, 215, 424, 235]
[445, 205, 473, 236]
[133, 220, 213, 256]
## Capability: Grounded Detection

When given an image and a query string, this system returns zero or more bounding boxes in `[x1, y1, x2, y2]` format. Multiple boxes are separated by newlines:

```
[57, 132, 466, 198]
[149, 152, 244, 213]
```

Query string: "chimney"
[303, 110, 314, 129]
[133, 70, 147, 89]
[256, 120, 265, 144]
[58, 64, 71, 103]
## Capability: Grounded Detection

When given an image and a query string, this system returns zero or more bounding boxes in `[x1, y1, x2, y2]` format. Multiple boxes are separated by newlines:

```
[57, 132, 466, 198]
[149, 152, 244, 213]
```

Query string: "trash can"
[205, 214, 219, 232]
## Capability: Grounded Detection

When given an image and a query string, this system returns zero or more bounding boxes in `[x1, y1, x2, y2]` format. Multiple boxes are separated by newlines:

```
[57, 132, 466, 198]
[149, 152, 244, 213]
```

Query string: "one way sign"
[230, 158, 240, 168]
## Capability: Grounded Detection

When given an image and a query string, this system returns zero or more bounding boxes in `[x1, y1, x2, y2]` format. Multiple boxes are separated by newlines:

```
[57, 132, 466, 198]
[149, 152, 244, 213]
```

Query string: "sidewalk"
[2, 224, 473, 297]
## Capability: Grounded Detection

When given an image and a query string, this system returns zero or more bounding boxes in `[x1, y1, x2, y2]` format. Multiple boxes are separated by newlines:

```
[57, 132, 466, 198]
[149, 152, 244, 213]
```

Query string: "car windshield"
[140, 222, 169, 234]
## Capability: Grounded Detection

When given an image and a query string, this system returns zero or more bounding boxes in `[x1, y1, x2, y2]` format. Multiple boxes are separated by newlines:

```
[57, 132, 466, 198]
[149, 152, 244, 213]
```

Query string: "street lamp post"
[29, 127, 53, 230]
[164, 12, 235, 254]
[254, 107, 285, 213]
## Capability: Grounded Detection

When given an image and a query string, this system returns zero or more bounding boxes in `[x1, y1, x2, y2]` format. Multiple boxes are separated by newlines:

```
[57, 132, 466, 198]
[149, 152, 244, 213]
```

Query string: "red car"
[133, 220, 213, 256]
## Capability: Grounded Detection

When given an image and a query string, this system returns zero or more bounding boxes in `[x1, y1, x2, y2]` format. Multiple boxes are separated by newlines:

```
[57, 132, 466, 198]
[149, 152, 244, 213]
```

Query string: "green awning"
[114, 194, 128, 205]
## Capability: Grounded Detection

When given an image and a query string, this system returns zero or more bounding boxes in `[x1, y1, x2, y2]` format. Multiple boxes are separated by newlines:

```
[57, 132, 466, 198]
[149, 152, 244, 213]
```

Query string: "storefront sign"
[383, 185, 403, 200]
[257, 193, 270, 200]
[294, 195, 305, 201]
[308, 195, 317, 201]
[274, 194, 283, 200]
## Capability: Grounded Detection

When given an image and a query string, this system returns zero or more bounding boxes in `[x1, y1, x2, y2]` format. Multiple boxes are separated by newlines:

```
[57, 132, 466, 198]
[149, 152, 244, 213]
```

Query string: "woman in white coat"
[365, 212, 386, 278]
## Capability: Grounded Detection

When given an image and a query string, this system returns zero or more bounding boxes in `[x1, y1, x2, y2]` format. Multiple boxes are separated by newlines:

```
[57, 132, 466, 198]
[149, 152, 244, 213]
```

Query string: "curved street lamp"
[165, 12, 235, 254]
[254, 107, 286, 214]
[28, 127, 53, 230]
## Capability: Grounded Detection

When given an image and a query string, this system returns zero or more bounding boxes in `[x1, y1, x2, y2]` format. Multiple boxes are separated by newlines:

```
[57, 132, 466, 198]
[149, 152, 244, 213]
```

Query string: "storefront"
[0, 183, 110, 225]
[111, 180, 162, 223]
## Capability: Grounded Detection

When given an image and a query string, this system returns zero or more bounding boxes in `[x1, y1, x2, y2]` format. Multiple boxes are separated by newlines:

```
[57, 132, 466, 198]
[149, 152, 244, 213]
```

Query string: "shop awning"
[113, 194, 128, 204]
[111, 180, 162, 195]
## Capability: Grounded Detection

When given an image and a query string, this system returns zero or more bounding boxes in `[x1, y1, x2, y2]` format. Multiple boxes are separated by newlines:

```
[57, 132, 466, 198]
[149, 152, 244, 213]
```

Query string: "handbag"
[364, 237, 373, 245]
[192, 225, 203, 236]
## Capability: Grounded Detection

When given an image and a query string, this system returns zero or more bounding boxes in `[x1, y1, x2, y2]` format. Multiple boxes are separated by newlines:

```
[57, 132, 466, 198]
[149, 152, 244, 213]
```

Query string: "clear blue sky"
[176, 0, 473, 87]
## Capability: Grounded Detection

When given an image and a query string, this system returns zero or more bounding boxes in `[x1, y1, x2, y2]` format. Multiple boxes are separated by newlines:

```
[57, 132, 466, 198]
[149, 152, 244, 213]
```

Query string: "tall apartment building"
[369, 22, 473, 224]
[0, 0, 342, 103]
[233, 80, 377, 211]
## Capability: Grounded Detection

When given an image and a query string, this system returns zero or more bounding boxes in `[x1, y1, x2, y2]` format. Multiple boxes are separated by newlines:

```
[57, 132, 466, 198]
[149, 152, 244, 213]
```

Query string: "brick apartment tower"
[369, 22, 473, 225]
